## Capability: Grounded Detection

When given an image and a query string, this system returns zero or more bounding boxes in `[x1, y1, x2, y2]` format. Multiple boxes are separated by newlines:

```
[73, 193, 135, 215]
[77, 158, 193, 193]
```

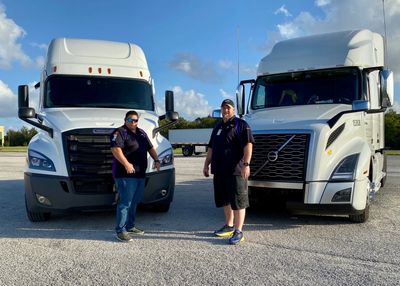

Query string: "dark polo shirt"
[110, 125, 153, 178]
[208, 116, 254, 175]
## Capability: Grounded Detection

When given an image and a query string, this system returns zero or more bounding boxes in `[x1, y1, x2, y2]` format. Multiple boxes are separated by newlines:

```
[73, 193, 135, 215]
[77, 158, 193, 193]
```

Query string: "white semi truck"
[18, 38, 178, 221]
[169, 128, 212, 156]
[236, 30, 393, 222]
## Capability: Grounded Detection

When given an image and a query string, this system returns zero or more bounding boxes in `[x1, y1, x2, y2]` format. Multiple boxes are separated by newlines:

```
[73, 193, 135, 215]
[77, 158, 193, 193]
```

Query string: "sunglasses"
[126, 118, 139, 123]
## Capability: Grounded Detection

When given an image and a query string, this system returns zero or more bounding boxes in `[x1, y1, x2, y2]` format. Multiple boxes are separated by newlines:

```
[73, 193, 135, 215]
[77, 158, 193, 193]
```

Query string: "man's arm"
[241, 143, 253, 179]
[111, 147, 135, 174]
[203, 147, 213, 177]
[148, 147, 160, 171]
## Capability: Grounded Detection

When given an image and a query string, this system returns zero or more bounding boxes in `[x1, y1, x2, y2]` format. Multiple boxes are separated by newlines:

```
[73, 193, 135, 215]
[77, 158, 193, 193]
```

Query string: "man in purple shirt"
[110, 110, 160, 242]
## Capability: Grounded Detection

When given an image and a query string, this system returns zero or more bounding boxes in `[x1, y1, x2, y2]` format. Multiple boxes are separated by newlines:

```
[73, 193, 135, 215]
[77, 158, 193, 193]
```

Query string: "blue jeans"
[115, 177, 145, 233]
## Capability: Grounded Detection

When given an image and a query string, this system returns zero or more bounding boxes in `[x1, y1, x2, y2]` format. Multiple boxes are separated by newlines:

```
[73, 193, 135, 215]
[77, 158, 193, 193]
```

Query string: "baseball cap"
[221, 99, 235, 108]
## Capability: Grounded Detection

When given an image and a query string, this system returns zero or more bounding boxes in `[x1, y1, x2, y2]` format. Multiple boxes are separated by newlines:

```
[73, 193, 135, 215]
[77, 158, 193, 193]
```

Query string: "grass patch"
[0, 146, 28, 152]
[386, 150, 400, 155]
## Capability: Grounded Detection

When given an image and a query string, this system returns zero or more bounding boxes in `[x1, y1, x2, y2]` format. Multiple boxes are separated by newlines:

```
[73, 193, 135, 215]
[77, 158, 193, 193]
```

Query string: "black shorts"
[213, 173, 249, 210]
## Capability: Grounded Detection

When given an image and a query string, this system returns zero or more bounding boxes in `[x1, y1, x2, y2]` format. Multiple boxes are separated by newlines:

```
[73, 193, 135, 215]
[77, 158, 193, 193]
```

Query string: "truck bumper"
[249, 178, 368, 216]
[24, 168, 175, 213]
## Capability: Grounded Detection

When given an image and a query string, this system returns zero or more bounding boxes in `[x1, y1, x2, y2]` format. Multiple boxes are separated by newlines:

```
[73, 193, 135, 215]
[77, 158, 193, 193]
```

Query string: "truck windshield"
[251, 67, 361, 109]
[44, 76, 154, 110]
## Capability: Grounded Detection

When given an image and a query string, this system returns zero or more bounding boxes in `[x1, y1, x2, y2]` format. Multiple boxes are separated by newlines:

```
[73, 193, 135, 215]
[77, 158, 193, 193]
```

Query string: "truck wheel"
[152, 203, 170, 212]
[380, 153, 387, 188]
[349, 203, 369, 223]
[25, 197, 50, 222]
[182, 146, 193, 157]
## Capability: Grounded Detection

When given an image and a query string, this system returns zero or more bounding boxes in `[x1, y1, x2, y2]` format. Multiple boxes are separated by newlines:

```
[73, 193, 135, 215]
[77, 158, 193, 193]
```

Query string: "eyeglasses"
[126, 118, 139, 123]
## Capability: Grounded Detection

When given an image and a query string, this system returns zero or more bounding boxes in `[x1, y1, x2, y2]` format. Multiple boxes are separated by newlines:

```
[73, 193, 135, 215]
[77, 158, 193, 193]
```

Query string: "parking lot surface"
[0, 153, 399, 285]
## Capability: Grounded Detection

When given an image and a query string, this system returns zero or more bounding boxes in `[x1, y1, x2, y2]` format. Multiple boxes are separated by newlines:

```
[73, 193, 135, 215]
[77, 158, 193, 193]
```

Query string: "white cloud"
[0, 4, 31, 69]
[0, 80, 39, 118]
[272, 0, 400, 80]
[219, 89, 233, 100]
[389, 101, 400, 113]
[30, 42, 48, 51]
[218, 59, 233, 70]
[275, 5, 292, 17]
[315, 0, 331, 7]
[35, 55, 45, 69]
[169, 52, 223, 83]
[0, 80, 17, 117]
[156, 86, 213, 120]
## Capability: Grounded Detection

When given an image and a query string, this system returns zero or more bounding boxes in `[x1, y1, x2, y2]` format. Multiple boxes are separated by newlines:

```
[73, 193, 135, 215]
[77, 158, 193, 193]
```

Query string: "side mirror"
[17, 84, 53, 137]
[18, 85, 29, 109]
[212, 109, 221, 118]
[352, 100, 370, 111]
[236, 79, 255, 117]
[18, 85, 36, 119]
[236, 84, 245, 117]
[380, 69, 394, 107]
[164, 90, 179, 121]
[18, 107, 36, 119]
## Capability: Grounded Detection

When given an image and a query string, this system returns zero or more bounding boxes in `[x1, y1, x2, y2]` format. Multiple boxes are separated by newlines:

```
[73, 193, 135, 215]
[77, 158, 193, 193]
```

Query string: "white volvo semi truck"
[18, 38, 178, 221]
[236, 30, 393, 222]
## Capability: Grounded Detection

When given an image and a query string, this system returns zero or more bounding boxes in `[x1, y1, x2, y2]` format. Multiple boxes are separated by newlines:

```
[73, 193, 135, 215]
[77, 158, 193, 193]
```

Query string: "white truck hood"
[40, 108, 159, 133]
[246, 104, 351, 131]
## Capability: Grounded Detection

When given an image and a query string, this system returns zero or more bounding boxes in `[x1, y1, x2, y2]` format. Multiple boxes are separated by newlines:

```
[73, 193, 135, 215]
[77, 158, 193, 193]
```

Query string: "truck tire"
[25, 196, 51, 222]
[380, 153, 387, 188]
[349, 203, 369, 223]
[152, 203, 170, 212]
[182, 146, 193, 157]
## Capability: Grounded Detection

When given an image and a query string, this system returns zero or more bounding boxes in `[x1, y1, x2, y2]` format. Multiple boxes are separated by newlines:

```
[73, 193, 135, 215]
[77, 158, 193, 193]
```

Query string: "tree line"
[3, 111, 400, 150]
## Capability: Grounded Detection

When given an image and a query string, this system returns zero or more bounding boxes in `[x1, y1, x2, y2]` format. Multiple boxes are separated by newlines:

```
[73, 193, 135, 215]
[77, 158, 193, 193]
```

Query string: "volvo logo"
[253, 134, 296, 177]
[267, 151, 279, 162]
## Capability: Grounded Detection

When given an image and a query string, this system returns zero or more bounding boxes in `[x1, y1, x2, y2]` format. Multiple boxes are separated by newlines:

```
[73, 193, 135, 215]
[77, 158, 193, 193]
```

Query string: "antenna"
[237, 27, 240, 85]
[382, 0, 388, 67]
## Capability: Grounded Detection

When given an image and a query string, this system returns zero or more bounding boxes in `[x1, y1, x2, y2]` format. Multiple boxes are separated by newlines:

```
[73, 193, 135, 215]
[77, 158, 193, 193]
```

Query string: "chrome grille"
[250, 134, 309, 181]
[63, 129, 114, 194]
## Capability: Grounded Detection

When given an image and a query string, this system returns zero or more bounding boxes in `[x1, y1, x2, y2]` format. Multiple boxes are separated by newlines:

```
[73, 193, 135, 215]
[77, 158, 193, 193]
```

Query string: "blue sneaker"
[214, 224, 235, 237]
[229, 230, 245, 245]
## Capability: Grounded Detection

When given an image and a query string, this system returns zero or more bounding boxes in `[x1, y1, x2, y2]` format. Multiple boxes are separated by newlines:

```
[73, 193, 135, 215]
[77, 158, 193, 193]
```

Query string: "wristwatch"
[243, 162, 250, 166]
[154, 159, 160, 163]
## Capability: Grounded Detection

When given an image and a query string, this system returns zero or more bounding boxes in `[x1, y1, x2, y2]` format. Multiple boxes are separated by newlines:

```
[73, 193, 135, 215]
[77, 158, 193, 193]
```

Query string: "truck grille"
[63, 129, 114, 194]
[250, 133, 309, 182]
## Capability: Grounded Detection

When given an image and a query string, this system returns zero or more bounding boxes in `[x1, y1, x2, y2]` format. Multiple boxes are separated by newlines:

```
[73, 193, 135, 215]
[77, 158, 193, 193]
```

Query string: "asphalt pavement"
[0, 153, 399, 285]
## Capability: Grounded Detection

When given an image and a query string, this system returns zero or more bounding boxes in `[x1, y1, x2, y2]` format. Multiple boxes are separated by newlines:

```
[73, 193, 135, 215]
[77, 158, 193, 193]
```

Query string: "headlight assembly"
[157, 148, 174, 167]
[28, 150, 56, 172]
[330, 153, 359, 181]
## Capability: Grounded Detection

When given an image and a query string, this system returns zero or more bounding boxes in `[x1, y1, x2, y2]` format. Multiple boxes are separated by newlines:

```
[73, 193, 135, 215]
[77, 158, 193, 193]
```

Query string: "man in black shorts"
[203, 99, 254, 245]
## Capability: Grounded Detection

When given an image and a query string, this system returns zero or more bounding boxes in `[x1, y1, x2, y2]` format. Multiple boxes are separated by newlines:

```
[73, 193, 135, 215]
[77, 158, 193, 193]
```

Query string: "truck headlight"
[28, 150, 56, 172]
[330, 153, 359, 181]
[158, 148, 173, 167]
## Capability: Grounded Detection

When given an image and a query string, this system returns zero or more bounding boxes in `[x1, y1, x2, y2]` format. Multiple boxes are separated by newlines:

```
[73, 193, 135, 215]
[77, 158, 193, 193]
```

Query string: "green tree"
[5, 127, 37, 146]
[385, 110, 400, 150]
[158, 116, 220, 139]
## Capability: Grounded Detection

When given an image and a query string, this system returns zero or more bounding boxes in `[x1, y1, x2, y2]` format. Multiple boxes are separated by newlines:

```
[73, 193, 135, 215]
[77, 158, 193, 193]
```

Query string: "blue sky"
[1, 0, 399, 131]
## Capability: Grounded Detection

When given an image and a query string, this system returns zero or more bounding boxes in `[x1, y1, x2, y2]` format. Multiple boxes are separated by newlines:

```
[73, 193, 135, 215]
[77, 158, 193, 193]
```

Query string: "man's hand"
[203, 165, 210, 177]
[241, 165, 250, 179]
[153, 161, 160, 171]
[125, 163, 135, 174]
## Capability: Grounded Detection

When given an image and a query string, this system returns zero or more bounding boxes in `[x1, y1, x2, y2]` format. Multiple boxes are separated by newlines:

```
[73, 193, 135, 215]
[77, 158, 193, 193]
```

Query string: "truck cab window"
[44, 76, 154, 111]
[251, 67, 361, 109]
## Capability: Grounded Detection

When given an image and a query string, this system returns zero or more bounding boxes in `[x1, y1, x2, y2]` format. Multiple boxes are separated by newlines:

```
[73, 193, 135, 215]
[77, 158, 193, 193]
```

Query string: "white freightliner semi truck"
[18, 38, 179, 221]
[236, 30, 393, 222]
